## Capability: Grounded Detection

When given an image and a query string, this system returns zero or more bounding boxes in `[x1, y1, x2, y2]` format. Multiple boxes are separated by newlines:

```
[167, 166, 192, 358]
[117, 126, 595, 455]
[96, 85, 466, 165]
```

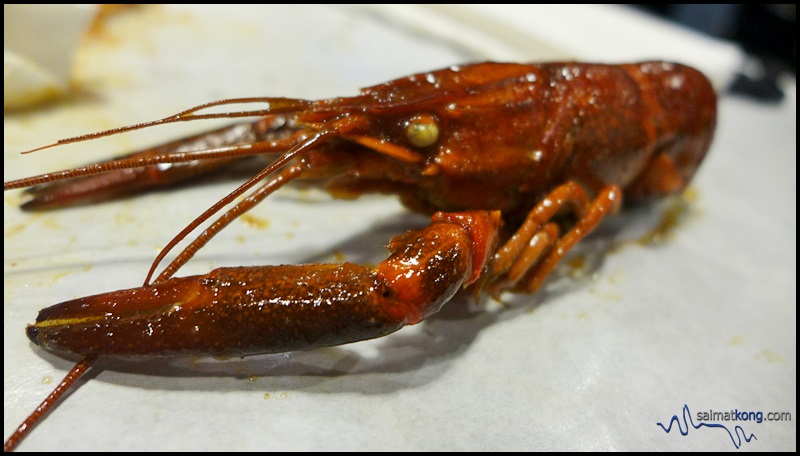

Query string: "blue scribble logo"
[657, 404, 757, 449]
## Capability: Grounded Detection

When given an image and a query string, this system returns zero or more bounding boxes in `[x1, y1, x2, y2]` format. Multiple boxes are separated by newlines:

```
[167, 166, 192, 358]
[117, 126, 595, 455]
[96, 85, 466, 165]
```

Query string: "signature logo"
[657, 404, 757, 449]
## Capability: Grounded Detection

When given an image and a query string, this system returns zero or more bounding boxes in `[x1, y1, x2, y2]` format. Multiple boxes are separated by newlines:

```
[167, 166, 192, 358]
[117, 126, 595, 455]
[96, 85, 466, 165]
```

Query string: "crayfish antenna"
[4, 139, 291, 194]
[17, 97, 313, 156]
[143, 128, 339, 285]
[3, 357, 97, 452]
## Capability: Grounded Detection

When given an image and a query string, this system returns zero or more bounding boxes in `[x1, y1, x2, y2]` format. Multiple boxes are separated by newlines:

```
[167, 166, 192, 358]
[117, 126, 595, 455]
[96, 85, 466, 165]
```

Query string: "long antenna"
[4, 357, 97, 452]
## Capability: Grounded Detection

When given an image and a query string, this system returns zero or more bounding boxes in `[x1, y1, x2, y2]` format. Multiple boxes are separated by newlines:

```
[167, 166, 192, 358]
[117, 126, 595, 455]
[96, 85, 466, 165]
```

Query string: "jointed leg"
[489, 222, 560, 293]
[518, 185, 621, 293]
[485, 182, 622, 296]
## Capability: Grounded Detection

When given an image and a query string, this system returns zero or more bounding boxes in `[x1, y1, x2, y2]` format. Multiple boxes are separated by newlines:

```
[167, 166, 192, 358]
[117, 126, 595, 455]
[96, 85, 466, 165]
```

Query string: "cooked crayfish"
[3, 61, 716, 450]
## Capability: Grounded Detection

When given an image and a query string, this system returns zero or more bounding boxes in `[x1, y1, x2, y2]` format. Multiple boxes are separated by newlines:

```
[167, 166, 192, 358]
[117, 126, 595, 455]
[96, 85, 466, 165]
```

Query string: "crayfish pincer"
[25, 211, 501, 357]
[4, 61, 716, 450]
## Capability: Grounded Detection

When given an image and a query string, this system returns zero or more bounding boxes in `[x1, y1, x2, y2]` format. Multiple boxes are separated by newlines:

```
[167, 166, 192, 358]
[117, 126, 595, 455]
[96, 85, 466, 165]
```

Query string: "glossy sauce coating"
[5, 61, 717, 451]
[27, 212, 500, 357]
[322, 62, 716, 214]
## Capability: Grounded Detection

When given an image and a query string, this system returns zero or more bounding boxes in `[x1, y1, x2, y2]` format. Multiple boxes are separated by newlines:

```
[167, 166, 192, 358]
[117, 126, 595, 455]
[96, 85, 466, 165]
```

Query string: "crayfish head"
[293, 62, 557, 211]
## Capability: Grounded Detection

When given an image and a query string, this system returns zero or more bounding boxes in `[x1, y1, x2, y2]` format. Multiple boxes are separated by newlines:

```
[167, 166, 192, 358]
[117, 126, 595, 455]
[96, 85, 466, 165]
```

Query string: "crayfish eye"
[405, 114, 439, 148]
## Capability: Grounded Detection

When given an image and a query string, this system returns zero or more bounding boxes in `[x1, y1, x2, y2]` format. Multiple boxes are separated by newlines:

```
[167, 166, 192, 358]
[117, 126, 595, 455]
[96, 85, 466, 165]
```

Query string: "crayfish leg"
[518, 185, 622, 293]
[493, 222, 560, 293]
[485, 182, 622, 296]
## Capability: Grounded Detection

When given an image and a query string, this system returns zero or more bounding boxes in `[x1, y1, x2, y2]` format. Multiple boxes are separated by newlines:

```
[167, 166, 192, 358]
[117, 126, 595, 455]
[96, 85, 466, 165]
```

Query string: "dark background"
[631, 4, 795, 101]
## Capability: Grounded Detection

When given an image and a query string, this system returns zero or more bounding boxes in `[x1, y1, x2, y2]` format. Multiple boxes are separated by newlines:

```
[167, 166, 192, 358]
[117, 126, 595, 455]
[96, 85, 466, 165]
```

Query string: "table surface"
[4, 5, 796, 451]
